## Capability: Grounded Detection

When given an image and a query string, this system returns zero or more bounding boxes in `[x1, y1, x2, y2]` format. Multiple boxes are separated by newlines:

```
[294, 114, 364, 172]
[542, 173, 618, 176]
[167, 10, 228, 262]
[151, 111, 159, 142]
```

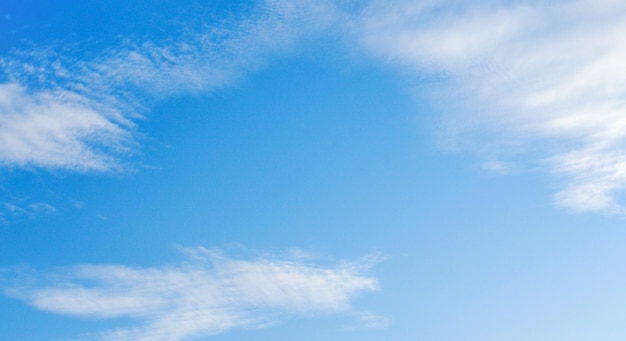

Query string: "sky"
[2, 0, 626, 340]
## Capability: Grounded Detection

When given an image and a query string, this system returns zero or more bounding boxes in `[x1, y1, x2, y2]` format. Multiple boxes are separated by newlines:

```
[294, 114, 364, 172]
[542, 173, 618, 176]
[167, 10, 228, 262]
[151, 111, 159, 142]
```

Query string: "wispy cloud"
[343, 311, 390, 330]
[0, 83, 133, 171]
[354, 0, 626, 213]
[3, 247, 381, 341]
[0, 200, 56, 223]
[0, 0, 337, 173]
[7, 0, 622, 214]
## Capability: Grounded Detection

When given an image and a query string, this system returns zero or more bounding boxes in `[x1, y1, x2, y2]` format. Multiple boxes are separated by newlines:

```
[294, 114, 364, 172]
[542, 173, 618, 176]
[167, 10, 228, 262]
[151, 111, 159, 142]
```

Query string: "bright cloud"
[0, 0, 337, 173]
[4, 0, 624, 213]
[356, 0, 626, 213]
[3, 247, 381, 341]
[0, 83, 132, 171]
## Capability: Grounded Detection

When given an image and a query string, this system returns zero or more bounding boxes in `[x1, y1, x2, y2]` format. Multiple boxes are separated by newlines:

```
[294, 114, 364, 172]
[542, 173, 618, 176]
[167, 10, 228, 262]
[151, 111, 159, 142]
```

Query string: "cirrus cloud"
[0, 0, 339, 173]
[3, 247, 382, 341]
[0, 83, 133, 171]
[356, 0, 626, 213]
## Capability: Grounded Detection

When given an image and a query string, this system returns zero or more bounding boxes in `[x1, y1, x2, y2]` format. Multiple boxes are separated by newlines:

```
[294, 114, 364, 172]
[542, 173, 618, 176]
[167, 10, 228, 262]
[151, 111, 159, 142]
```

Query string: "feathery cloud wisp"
[0, 0, 338, 173]
[0, 83, 132, 171]
[6, 0, 623, 214]
[3, 247, 381, 341]
[356, 0, 626, 213]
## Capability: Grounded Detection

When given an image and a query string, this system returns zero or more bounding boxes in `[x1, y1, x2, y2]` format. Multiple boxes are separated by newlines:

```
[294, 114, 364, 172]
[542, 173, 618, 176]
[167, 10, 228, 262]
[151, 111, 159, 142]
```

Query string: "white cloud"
[0, 0, 338, 173]
[0, 83, 132, 171]
[3, 247, 381, 341]
[7, 0, 622, 214]
[355, 0, 626, 213]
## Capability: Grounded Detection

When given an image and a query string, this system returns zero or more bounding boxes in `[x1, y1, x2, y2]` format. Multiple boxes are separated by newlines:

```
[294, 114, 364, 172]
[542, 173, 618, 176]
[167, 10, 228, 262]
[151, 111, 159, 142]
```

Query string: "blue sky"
[3, 0, 626, 340]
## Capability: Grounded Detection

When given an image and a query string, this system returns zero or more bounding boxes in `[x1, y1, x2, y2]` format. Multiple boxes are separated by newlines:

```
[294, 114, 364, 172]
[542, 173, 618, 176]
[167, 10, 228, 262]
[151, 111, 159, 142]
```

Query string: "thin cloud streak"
[3, 247, 381, 341]
[1, 200, 56, 223]
[355, 0, 626, 213]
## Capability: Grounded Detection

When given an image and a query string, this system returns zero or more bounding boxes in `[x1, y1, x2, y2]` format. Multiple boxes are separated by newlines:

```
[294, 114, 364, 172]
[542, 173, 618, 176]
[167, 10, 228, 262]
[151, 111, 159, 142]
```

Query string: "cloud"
[0, 199, 57, 223]
[2, 201, 56, 215]
[355, 0, 626, 213]
[7, 0, 622, 214]
[3, 247, 381, 341]
[0, 0, 338, 173]
[0, 83, 133, 171]
[343, 311, 390, 330]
